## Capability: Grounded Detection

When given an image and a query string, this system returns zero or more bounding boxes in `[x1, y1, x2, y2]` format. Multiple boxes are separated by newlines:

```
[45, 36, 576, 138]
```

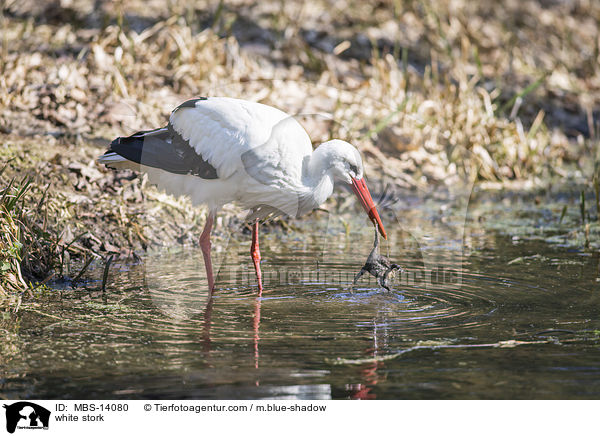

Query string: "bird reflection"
[201, 288, 215, 352]
[349, 359, 382, 400]
[199, 281, 263, 386]
[348, 321, 385, 400]
[253, 289, 263, 386]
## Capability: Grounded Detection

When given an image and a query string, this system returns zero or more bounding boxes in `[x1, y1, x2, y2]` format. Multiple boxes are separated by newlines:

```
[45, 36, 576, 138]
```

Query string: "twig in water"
[72, 255, 95, 285]
[19, 307, 64, 320]
[101, 255, 114, 293]
[558, 205, 567, 225]
[580, 190, 586, 225]
[328, 339, 555, 365]
[533, 329, 575, 336]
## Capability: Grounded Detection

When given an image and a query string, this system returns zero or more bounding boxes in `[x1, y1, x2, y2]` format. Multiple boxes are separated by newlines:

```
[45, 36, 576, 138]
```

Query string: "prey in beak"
[351, 177, 387, 239]
[353, 223, 403, 292]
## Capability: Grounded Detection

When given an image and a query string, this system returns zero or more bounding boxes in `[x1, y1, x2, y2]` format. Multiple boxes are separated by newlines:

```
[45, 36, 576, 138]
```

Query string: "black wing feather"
[106, 124, 218, 179]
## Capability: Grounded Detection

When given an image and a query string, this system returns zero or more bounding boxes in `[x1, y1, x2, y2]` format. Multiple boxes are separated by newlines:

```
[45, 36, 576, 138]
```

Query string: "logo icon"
[3, 402, 50, 434]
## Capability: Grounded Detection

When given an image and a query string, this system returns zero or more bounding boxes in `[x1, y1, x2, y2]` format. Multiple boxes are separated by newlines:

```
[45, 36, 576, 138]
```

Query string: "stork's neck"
[302, 144, 336, 209]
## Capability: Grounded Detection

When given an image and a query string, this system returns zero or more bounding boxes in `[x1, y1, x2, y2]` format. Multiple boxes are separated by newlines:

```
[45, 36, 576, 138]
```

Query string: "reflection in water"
[202, 290, 214, 353]
[144, 248, 212, 320]
[349, 321, 383, 400]
[2, 221, 600, 399]
[253, 290, 262, 383]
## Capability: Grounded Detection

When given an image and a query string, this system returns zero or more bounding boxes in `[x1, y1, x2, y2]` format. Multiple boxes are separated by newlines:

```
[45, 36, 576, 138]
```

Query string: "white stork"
[98, 97, 386, 291]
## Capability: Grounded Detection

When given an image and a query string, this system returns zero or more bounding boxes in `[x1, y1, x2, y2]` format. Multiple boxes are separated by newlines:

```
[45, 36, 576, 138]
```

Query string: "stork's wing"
[169, 97, 313, 182]
[99, 97, 316, 217]
[101, 124, 218, 178]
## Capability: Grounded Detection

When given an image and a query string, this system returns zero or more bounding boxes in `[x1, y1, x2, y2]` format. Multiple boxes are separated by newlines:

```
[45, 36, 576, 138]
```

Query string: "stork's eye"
[349, 163, 358, 175]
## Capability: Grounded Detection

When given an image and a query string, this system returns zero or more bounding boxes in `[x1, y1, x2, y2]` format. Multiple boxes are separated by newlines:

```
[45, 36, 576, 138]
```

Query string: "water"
[2, 201, 600, 399]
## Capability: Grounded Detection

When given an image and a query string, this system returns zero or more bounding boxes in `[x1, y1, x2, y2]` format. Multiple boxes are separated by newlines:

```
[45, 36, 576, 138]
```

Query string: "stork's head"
[319, 140, 387, 239]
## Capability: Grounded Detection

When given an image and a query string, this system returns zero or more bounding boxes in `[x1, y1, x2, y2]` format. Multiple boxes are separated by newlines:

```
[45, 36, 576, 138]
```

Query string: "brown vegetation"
[1, 0, 599, 294]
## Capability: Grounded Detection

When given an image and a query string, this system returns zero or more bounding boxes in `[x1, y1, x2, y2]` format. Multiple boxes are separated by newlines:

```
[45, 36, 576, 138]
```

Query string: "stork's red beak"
[351, 177, 387, 239]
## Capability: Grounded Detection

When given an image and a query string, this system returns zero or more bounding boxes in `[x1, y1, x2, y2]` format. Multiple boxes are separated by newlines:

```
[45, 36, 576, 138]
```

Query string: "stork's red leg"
[251, 219, 263, 292]
[200, 212, 215, 291]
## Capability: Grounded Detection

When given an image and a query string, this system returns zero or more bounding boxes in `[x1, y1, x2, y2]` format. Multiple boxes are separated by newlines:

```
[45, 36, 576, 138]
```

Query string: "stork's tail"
[97, 151, 137, 170]
[97, 127, 170, 171]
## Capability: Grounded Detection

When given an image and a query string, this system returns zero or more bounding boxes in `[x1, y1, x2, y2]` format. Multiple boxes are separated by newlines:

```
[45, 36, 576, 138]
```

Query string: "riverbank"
[1, 0, 599, 297]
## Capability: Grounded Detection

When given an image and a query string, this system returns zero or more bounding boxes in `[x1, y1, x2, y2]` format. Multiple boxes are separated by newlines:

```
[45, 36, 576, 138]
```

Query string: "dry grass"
[0, 173, 30, 295]
[1, 0, 599, 292]
[0, 138, 229, 295]
[2, 0, 598, 183]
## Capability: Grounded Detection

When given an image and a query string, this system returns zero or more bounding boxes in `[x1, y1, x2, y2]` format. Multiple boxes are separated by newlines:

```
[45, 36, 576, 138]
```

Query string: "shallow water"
[2, 201, 600, 399]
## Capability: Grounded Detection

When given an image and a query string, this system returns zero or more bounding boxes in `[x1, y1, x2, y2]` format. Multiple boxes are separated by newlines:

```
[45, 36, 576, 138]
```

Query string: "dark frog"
[353, 224, 404, 291]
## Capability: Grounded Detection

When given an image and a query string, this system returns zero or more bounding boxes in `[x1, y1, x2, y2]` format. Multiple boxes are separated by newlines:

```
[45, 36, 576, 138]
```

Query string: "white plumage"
[99, 96, 386, 291]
